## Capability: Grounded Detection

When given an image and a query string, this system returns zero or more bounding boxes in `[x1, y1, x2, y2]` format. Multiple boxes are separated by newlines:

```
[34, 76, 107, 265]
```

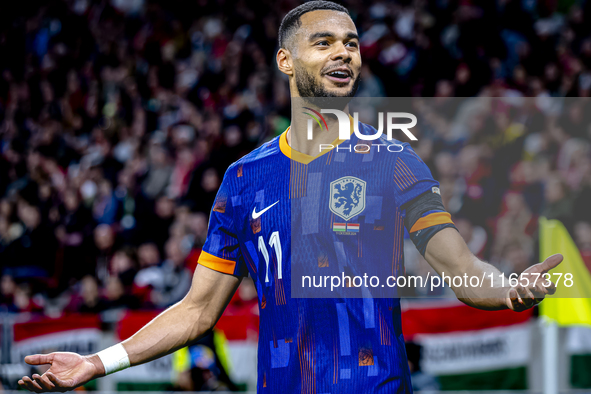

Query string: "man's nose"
[330, 42, 351, 63]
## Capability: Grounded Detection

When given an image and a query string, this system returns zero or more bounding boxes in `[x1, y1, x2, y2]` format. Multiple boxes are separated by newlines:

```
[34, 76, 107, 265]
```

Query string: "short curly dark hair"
[278, 1, 350, 51]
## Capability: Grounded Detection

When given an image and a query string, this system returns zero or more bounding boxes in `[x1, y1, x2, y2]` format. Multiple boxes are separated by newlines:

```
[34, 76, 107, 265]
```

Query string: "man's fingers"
[508, 281, 559, 311]
[25, 354, 53, 366]
[530, 283, 547, 298]
[538, 254, 563, 273]
[531, 282, 548, 304]
[517, 286, 536, 308]
[545, 280, 557, 295]
[531, 273, 557, 296]
[46, 371, 69, 388]
[508, 288, 522, 311]
[33, 374, 55, 391]
[508, 287, 534, 311]
[46, 371, 75, 391]
[22, 376, 43, 393]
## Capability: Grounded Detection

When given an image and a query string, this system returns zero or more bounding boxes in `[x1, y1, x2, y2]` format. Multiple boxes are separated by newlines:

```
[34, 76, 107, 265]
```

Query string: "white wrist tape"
[96, 344, 130, 375]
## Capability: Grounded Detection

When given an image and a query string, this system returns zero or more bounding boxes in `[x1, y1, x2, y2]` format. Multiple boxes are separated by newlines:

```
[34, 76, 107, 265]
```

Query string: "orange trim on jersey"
[279, 115, 355, 164]
[198, 251, 236, 275]
[410, 212, 454, 233]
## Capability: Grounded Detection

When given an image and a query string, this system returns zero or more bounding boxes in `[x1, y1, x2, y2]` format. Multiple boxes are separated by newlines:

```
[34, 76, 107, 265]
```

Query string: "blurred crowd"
[1, 0, 591, 315]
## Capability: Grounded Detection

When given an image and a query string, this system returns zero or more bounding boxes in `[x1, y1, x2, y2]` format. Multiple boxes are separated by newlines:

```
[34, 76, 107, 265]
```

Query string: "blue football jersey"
[198, 121, 451, 393]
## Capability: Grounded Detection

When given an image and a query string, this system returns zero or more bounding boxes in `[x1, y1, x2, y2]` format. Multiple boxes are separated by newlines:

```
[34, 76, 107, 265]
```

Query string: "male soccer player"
[19, 2, 562, 393]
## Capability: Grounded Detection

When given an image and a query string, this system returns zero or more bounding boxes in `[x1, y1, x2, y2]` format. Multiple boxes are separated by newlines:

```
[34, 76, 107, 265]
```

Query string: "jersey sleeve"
[392, 143, 439, 206]
[198, 167, 248, 277]
[394, 144, 456, 255]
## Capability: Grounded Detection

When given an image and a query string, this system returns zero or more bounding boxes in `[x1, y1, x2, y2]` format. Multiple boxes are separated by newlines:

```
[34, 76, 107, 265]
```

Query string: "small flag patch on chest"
[347, 223, 360, 232]
[333, 223, 347, 232]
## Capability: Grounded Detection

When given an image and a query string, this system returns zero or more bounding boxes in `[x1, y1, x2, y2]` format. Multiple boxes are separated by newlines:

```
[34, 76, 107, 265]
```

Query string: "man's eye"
[346, 42, 359, 48]
[316, 41, 329, 46]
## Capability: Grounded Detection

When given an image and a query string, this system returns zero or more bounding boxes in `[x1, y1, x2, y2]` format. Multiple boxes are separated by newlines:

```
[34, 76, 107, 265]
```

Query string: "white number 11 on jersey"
[258, 231, 282, 282]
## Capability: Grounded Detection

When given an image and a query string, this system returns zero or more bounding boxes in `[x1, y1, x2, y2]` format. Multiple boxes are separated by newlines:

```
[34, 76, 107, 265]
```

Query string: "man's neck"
[288, 99, 350, 157]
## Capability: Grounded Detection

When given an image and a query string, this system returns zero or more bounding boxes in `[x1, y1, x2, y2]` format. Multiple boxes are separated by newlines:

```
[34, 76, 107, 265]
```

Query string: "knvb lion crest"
[330, 176, 366, 221]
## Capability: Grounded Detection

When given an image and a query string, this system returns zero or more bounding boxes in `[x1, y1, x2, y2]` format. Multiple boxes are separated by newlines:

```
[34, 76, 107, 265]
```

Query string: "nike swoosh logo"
[252, 201, 280, 219]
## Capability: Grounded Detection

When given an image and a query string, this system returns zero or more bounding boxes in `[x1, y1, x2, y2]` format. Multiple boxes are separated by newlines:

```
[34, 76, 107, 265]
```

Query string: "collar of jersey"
[279, 115, 355, 164]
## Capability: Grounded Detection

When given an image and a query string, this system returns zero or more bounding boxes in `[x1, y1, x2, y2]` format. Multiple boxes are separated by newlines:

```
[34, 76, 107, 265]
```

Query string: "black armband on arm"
[409, 223, 458, 256]
[402, 190, 446, 230]
[402, 191, 458, 256]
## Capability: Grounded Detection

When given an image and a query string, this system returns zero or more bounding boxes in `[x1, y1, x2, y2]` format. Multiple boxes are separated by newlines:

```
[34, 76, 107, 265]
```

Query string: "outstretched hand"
[18, 352, 105, 393]
[506, 253, 563, 312]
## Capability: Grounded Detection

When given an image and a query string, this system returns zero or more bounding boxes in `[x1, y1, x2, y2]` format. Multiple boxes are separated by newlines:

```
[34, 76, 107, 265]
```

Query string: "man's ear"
[277, 48, 294, 77]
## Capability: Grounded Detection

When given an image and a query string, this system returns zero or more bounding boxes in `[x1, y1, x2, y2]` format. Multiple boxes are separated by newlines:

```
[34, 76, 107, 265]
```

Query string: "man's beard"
[295, 64, 360, 109]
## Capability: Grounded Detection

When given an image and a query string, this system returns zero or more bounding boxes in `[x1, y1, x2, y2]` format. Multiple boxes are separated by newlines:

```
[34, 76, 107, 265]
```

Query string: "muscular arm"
[19, 265, 242, 392]
[424, 227, 561, 311]
[121, 264, 242, 365]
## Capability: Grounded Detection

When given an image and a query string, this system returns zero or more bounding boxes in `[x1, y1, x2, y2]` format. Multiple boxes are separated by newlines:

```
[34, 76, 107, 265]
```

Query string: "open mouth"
[324, 69, 352, 83]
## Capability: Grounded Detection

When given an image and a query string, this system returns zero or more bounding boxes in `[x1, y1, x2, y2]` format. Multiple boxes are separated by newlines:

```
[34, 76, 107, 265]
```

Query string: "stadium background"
[1, 0, 591, 392]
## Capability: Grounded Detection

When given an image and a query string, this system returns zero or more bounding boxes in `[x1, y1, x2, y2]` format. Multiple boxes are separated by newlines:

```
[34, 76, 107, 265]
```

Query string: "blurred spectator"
[137, 242, 161, 269]
[141, 141, 172, 200]
[574, 221, 591, 272]
[455, 216, 488, 259]
[93, 224, 116, 286]
[490, 240, 530, 277]
[3, 202, 57, 280]
[168, 146, 196, 199]
[12, 283, 44, 313]
[492, 191, 536, 267]
[134, 237, 191, 308]
[111, 247, 139, 288]
[184, 166, 221, 214]
[104, 247, 140, 310]
[55, 188, 95, 287]
[543, 174, 574, 228]
[105, 274, 139, 310]
[93, 179, 118, 225]
[0, 275, 17, 311]
[133, 242, 162, 305]
[76, 275, 109, 314]
[456, 145, 492, 226]
[136, 195, 176, 253]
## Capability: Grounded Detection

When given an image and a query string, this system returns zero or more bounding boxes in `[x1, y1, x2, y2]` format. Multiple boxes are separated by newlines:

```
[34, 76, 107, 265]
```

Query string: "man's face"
[291, 10, 361, 98]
